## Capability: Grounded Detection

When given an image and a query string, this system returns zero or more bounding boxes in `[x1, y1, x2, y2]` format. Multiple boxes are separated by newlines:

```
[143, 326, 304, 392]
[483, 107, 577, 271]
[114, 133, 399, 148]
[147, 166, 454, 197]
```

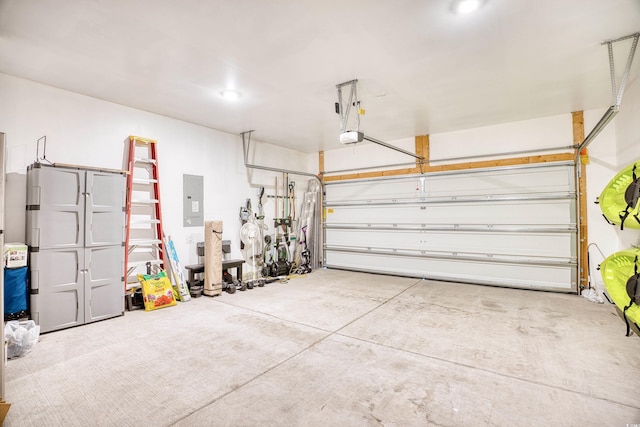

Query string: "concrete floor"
[4, 269, 640, 426]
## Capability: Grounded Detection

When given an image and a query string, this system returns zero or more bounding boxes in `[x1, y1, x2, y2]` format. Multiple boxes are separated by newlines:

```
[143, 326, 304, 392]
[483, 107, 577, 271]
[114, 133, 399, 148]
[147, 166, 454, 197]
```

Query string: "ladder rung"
[127, 260, 164, 275]
[128, 246, 161, 253]
[131, 198, 159, 204]
[130, 136, 157, 145]
[127, 260, 163, 268]
[126, 282, 143, 291]
[134, 157, 157, 165]
[132, 178, 158, 184]
[128, 238, 162, 246]
[130, 219, 161, 225]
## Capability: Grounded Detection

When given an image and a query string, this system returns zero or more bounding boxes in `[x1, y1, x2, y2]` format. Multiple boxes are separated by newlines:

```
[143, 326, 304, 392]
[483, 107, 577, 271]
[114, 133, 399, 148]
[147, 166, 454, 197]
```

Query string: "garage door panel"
[324, 251, 574, 292]
[423, 167, 573, 197]
[323, 162, 577, 292]
[325, 164, 574, 204]
[324, 229, 574, 259]
[325, 200, 575, 226]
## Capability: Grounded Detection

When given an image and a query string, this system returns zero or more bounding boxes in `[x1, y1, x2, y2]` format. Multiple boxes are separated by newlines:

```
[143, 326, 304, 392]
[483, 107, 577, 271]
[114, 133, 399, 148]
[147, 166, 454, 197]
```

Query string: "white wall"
[323, 137, 416, 173]
[324, 115, 574, 174]
[429, 114, 574, 163]
[324, 114, 575, 173]
[616, 75, 640, 164]
[582, 108, 620, 271]
[0, 73, 313, 268]
[613, 74, 640, 249]
[243, 138, 318, 250]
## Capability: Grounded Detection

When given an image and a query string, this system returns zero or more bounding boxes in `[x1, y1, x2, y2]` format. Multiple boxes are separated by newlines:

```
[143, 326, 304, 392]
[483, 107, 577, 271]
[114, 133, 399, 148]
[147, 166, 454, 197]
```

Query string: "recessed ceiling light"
[220, 89, 241, 101]
[453, 0, 484, 14]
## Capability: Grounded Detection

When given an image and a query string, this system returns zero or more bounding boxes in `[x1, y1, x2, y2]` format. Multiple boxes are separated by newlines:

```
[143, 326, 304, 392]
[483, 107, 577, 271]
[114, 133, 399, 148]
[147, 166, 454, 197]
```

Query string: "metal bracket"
[336, 79, 360, 134]
[579, 32, 639, 151]
[240, 130, 255, 165]
[604, 32, 640, 108]
[335, 79, 424, 160]
[240, 130, 323, 183]
[35, 135, 52, 164]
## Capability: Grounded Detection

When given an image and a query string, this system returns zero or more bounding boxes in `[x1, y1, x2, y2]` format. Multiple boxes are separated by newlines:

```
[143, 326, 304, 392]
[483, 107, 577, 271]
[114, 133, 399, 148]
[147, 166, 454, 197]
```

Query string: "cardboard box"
[4, 243, 28, 268]
[0, 399, 10, 424]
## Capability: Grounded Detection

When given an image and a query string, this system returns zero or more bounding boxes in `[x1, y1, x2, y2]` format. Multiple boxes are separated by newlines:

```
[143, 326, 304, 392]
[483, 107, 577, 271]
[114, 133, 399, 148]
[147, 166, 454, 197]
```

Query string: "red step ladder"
[124, 136, 166, 290]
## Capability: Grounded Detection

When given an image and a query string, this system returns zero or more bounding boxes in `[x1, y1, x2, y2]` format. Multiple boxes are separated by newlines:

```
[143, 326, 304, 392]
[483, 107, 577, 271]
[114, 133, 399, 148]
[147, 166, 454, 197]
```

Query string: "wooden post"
[572, 111, 588, 293]
[415, 135, 429, 171]
[318, 150, 325, 182]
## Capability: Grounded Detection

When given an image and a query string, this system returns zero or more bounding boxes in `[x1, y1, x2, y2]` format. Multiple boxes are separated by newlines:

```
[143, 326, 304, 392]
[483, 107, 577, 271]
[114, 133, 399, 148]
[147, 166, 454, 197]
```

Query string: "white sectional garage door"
[323, 162, 577, 292]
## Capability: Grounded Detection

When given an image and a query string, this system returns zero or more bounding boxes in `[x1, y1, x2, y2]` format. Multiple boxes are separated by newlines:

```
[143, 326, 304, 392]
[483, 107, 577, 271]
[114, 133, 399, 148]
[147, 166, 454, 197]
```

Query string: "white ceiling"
[0, 0, 639, 153]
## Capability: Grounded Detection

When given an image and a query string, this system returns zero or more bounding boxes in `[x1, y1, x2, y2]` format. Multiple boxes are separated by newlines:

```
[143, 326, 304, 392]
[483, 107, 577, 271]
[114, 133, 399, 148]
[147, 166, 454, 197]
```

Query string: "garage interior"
[0, 0, 639, 426]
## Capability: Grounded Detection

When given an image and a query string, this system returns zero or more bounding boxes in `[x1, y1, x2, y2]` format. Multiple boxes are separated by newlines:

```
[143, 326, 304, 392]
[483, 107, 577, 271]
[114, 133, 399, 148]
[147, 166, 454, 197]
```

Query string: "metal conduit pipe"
[574, 149, 583, 293]
[362, 135, 424, 160]
[576, 106, 618, 152]
[324, 161, 420, 175]
[423, 145, 576, 164]
[241, 131, 323, 186]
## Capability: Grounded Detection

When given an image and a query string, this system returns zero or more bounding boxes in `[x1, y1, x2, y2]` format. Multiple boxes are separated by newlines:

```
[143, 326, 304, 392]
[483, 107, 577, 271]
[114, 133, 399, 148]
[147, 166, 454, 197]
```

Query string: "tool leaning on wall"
[237, 173, 316, 284]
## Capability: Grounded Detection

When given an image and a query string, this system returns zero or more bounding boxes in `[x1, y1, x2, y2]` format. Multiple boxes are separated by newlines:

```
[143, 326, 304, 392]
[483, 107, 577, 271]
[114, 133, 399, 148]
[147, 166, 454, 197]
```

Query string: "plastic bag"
[4, 320, 40, 359]
[138, 270, 177, 311]
[582, 288, 604, 303]
[582, 280, 606, 304]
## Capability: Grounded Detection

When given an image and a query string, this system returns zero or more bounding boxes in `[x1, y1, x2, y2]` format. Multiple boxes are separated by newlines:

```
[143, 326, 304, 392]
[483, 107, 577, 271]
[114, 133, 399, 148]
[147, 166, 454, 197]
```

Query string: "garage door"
[323, 162, 577, 292]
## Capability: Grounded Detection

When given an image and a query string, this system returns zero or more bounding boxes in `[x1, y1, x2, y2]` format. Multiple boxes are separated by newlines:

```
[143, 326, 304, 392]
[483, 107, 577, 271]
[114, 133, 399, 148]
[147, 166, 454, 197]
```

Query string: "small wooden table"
[184, 259, 245, 287]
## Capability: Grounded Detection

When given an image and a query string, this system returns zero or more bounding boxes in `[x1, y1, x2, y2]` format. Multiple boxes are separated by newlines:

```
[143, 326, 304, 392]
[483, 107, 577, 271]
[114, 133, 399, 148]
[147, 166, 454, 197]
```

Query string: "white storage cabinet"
[27, 163, 126, 333]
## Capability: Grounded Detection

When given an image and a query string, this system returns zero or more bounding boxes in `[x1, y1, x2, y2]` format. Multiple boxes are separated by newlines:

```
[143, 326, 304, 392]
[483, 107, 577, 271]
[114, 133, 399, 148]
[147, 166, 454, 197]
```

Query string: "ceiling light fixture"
[220, 89, 241, 101]
[453, 0, 484, 14]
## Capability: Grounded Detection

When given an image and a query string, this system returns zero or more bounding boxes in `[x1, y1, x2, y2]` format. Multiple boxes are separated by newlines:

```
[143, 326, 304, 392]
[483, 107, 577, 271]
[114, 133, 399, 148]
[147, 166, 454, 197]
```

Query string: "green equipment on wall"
[599, 247, 640, 337]
[596, 161, 640, 230]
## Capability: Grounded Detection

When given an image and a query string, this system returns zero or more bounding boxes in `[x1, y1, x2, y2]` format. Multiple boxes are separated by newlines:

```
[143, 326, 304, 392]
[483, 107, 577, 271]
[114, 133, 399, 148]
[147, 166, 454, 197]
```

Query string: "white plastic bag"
[4, 320, 40, 359]
[582, 287, 604, 303]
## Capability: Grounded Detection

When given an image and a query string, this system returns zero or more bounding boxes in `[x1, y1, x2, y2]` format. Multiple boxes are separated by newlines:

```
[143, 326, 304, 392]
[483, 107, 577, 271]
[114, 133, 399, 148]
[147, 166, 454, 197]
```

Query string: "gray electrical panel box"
[183, 174, 203, 227]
